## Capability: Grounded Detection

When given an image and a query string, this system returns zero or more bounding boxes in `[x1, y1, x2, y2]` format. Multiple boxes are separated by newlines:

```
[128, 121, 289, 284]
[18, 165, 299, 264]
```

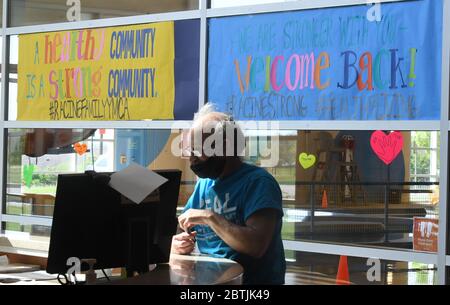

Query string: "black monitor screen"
[46, 170, 181, 275]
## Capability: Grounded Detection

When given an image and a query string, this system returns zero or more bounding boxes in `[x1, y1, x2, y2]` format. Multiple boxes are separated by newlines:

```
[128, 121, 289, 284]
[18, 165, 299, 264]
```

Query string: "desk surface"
[109, 253, 244, 285]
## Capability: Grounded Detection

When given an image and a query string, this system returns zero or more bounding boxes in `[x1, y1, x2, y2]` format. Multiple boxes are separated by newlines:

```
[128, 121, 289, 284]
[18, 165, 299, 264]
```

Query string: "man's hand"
[178, 209, 215, 232]
[171, 231, 197, 255]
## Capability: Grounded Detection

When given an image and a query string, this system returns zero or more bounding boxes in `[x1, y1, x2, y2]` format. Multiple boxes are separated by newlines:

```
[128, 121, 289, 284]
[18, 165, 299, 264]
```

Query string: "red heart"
[370, 131, 403, 165]
[74, 143, 88, 156]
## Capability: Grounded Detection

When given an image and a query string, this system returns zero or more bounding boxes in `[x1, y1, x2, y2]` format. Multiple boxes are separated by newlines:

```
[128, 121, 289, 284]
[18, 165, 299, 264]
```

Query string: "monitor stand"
[126, 217, 151, 277]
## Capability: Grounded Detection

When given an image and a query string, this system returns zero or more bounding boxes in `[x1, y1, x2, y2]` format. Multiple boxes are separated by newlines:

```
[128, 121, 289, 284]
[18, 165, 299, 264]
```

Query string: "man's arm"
[178, 208, 278, 258]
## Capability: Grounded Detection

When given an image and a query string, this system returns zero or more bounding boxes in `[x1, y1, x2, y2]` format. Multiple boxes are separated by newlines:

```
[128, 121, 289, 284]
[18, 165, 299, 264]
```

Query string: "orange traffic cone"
[321, 189, 328, 209]
[336, 256, 350, 285]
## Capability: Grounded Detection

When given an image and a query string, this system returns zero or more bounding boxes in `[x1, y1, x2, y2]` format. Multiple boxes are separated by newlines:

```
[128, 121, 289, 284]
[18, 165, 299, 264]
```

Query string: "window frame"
[0, 0, 449, 284]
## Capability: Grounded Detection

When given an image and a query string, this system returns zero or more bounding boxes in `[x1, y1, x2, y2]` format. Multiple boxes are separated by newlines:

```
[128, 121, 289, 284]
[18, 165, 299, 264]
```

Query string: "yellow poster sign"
[18, 22, 175, 120]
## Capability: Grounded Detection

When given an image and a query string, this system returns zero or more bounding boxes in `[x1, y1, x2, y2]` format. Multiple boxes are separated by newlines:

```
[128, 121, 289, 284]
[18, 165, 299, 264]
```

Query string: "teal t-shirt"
[183, 162, 286, 285]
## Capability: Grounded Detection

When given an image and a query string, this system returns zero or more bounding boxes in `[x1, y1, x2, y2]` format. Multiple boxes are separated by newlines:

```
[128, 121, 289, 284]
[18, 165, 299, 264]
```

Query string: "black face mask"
[190, 157, 226, 179]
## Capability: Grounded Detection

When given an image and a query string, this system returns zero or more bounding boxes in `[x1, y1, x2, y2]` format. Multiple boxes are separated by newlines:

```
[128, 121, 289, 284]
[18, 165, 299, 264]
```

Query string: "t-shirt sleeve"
[243, 176, 283, 222]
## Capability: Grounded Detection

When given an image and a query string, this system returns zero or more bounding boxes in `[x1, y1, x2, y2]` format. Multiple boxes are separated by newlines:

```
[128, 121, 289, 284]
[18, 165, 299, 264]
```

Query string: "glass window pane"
[4, 128, 196, 239]
[9, 18, 200, 121]
[412, 132, 431, 149]
[95, 128, 114, 140]
[4, 128, 441, 250]
[10, 0, 199, 27]
[286, 251, 437, 285]
[240, 130, 440, 252]
[2, 222, 52, 240]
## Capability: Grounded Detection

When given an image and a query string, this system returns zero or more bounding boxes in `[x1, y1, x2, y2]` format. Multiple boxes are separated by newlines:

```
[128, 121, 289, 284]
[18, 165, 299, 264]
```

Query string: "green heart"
[299, 153, 316, 169]
[23, 164, 35, 188]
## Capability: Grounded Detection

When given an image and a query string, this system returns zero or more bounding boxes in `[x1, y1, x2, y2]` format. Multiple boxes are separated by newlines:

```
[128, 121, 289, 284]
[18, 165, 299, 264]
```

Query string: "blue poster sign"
[208, 0, 443, 120]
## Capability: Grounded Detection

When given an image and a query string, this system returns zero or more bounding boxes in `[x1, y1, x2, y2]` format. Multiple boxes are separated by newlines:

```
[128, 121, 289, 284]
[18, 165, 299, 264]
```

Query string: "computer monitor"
[46, 169, 181, 276]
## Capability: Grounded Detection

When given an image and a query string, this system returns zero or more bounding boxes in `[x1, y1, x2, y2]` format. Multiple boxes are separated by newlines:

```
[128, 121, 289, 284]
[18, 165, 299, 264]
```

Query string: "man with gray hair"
[171, 104, 286, 285]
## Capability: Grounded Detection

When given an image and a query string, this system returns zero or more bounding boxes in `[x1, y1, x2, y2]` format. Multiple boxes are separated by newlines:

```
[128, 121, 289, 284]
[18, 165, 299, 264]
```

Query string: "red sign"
[413, 218, 438, 253]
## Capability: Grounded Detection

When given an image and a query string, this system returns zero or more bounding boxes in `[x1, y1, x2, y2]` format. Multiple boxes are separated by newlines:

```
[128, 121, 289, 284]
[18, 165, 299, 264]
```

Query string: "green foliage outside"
[410, 132, 440, 180]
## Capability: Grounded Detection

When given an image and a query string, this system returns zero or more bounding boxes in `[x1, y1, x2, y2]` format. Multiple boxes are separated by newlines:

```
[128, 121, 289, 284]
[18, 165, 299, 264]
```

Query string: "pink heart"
[370, 131, 403, 165]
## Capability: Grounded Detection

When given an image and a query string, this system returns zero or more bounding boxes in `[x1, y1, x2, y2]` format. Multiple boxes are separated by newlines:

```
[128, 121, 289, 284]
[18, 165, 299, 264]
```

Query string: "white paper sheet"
[108, 163, 168, 204]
